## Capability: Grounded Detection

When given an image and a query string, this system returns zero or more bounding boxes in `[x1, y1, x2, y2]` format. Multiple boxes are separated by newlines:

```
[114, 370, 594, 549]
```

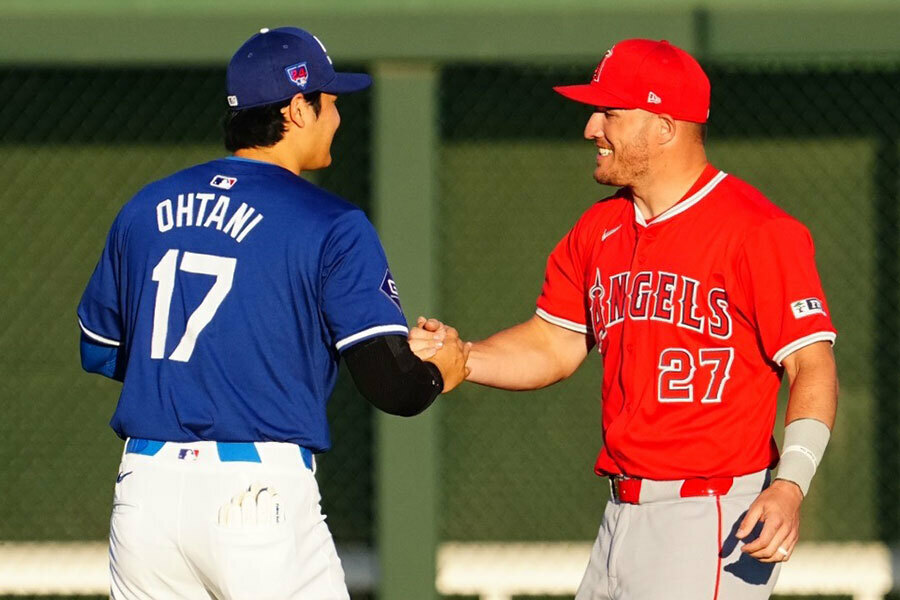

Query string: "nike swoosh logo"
[116, 471, 133, 483]
[601, 224, 622, 241]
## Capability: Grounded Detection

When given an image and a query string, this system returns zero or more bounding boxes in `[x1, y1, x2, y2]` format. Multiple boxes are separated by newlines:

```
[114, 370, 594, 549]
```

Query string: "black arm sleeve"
[342, 334, 444, 417]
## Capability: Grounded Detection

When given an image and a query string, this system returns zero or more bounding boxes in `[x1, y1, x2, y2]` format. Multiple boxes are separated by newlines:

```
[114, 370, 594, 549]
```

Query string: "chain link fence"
[0, 57, 898, 599]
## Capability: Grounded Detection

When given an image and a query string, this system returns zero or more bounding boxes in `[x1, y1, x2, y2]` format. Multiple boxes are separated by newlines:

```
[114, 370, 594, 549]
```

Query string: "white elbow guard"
[774, 418, 831, 496]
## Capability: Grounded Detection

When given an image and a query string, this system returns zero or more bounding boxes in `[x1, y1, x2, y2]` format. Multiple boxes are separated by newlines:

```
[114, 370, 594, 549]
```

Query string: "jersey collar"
[223, 155, 299, 177]
[634, 165, 728, 227]
[225, 155, 275, 166]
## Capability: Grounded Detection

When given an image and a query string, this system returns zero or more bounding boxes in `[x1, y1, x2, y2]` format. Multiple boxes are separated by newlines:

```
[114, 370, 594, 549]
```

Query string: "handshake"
[409, 316, 470, 394]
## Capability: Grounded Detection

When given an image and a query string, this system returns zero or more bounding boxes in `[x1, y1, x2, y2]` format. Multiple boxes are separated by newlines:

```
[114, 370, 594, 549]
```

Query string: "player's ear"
[656, 113, 677, 145]
[287, 93, 307, 128]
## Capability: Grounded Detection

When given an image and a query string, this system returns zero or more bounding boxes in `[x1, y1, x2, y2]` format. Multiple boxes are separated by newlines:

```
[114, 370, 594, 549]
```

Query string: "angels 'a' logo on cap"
[592, 47, 614, 82]
[285, 62, 309, 88]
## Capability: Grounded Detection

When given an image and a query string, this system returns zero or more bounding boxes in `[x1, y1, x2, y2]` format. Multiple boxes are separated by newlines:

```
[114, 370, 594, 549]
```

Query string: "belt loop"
[608, 476, 642, 504]
[679, 476, 734, 498]
[300, 446, 314, 471]
[125, 438, 165, 456]
[216, 442, 262, 463]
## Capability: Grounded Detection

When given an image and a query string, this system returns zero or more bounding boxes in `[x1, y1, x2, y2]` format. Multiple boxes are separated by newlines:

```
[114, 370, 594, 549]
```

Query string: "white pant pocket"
[212, 523, 298, 600]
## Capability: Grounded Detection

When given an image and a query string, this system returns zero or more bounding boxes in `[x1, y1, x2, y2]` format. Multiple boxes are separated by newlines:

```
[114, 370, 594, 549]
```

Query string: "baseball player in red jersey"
[411, 39, 838, 599]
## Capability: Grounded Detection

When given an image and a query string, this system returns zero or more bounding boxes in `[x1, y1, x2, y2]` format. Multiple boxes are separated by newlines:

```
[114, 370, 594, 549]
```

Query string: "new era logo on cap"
[647, 91, 662, 104]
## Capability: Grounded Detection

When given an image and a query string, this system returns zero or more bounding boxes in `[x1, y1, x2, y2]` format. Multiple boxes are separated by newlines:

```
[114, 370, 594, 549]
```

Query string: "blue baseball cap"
[226, 27, 372, 110]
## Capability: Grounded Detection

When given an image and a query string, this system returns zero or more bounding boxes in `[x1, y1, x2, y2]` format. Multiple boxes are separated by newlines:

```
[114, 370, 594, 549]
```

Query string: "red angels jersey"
[537, 165, 836, 480]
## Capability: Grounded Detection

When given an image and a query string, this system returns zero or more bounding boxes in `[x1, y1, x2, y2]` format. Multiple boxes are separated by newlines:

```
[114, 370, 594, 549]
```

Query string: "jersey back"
[78, 157, 408, 450]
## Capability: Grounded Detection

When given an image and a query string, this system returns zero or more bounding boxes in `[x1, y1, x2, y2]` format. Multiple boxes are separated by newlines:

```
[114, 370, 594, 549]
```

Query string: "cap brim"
[553, 84, 633, 109]
[320, 72, 372, 95]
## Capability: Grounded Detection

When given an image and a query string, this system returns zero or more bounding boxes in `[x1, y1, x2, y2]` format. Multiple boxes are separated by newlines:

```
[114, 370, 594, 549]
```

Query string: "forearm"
[784, 347, 838, 428]
[467, 335, 563, 390]
[738, 345, 838, 559]
[80, 334, 124, 381]
[466, 315, 590, 390]
[344, 334, 443, 416]
[776, 341, 838, 495]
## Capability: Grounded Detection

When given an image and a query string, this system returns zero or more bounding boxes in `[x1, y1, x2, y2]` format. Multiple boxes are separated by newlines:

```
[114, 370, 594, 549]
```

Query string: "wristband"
[774, 418, 831, 496]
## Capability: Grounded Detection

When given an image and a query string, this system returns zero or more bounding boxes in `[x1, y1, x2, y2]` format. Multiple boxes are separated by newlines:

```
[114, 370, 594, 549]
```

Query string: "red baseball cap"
[553, 39, 710, 123]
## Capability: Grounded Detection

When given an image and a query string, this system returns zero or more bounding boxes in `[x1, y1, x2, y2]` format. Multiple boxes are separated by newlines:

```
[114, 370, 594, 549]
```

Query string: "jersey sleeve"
[536, 220, 590, 334]
[77, 215, 124, 346]
[321, 210, 409, 352]
[735, 217, 836, 365]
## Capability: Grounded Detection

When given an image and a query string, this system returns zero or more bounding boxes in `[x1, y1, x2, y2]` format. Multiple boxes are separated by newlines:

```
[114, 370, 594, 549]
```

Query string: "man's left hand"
[736, 479, 803, 563]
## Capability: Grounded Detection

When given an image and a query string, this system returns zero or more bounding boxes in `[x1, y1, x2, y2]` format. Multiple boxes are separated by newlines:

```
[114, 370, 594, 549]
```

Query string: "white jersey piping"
[335, 324, 410, 351]
[772, 331, 836, 365]
[535, 308, 589, 334]
[78, 318, 120, 347]
[634, 170, 728, 227]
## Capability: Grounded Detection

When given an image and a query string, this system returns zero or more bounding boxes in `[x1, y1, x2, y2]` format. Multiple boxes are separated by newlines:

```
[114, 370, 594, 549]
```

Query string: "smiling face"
[303, 92, 341, 170]
[282, 92, 342, 172]
[583, 108, 655, 187]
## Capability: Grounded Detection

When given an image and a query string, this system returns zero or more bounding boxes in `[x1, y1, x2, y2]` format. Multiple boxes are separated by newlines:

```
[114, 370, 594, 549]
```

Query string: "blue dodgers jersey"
[77, 157, 408, 451]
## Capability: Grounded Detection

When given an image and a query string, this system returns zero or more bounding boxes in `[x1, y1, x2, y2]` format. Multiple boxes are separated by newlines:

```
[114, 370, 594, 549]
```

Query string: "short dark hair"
[223, 92, 322, 152]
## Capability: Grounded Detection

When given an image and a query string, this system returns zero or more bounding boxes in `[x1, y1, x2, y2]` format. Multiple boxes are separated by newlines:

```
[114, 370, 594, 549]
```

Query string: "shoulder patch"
[380, 269, 403, 312]
[791, 298, 826, 319]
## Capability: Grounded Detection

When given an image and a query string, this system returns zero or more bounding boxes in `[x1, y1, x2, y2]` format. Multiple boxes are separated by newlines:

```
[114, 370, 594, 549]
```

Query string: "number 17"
[151, 249, 237, 362]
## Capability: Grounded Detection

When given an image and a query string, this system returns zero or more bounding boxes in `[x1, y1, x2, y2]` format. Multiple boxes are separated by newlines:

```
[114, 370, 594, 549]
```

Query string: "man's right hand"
[409, 316, 470, 393]
[408, 316, 448, 360]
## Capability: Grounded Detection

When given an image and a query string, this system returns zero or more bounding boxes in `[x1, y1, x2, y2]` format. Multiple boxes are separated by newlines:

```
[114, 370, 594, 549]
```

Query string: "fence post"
[372, 60, 440, 600]
[873, 131, 900, 542]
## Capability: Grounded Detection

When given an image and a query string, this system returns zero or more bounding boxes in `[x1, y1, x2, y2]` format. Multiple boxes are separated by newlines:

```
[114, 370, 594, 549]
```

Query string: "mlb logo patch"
[178, 449, 200, 461]
[286, 62, 309, 88]
[210, 175, 237, 190]
[380, 269, 402, 311]
[791, 298, 826, 319]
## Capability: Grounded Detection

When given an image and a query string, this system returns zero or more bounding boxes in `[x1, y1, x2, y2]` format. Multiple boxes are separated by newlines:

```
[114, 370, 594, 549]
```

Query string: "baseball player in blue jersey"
[77, 26, 468, 600]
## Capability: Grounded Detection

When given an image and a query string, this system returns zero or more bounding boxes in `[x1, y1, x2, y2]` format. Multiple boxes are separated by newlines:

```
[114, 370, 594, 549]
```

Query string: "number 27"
[658, 347, 734, 403]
